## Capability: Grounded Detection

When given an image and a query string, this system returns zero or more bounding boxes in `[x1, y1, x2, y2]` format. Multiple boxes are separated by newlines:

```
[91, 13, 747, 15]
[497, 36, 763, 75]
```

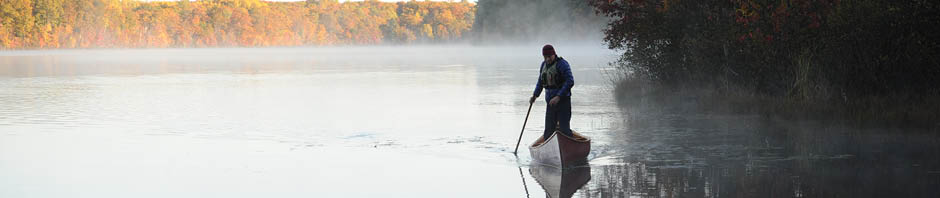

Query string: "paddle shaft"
[513, 102, 534, 155]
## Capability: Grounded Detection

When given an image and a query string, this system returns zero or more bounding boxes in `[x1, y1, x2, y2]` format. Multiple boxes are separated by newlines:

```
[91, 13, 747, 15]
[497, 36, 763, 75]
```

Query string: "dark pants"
[544, 95, 572, 140]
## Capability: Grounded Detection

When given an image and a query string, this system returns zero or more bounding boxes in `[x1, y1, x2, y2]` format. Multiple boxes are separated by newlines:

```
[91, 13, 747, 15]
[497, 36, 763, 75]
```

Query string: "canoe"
[529, 165, 592, 198]
[529, 130, 591, 168]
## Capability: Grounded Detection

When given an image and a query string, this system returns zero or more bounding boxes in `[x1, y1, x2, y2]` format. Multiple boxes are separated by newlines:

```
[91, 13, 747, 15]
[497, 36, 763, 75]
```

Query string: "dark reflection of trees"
[578, 113, 940, 197]
[582, 156, 939, 197]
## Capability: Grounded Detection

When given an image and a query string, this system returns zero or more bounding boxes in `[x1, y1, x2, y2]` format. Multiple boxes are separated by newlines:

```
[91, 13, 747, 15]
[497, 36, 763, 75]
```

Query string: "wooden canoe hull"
[529, 130, 591, 168]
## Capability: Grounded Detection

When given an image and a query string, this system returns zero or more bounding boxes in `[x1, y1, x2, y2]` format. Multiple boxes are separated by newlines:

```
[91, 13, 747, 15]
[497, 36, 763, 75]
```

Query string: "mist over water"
[1, 46, 938, 197]
[0, 45, 622, 197]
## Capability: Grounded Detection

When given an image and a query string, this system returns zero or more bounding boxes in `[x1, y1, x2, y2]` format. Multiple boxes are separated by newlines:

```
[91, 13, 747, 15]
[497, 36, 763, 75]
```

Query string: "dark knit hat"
[542, 44, 555, 56]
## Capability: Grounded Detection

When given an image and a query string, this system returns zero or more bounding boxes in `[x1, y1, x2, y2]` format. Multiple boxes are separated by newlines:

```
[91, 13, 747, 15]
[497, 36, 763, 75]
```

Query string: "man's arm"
[557, 59, 574, 96]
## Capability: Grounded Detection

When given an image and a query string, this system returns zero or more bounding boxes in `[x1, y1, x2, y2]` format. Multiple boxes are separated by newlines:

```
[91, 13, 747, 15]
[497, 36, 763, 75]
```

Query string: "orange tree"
[0, 0, 476, 49]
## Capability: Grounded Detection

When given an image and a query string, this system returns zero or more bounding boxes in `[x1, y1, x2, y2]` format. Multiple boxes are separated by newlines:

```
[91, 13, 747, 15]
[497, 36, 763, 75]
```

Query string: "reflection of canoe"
[529, 130, 591, 168]
[529, 165, 591, 198]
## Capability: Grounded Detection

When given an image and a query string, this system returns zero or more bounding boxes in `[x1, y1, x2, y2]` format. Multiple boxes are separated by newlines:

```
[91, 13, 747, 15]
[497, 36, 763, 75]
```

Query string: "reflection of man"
[528, 44, 574, 141]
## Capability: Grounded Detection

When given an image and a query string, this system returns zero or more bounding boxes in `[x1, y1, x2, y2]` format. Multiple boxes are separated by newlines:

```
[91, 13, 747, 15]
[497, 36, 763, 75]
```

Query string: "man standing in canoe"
[529, 44, 575, 141]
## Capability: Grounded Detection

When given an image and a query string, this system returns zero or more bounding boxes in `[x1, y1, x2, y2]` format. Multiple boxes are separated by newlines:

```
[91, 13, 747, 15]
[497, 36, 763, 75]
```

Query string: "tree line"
[472, 0, 606, 44]
[589, 0, 939, 100]
[0, 0, 475, 49]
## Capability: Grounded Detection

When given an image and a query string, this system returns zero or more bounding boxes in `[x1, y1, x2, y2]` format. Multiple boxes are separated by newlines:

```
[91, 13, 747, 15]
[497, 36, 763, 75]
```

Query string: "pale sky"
[153, 0, 477, 2]
[344, 0, 476, 2]
[268, 0, 477, 2]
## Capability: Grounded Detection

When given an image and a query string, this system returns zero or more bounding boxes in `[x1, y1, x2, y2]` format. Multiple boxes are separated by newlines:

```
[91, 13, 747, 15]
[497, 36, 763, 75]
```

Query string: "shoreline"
[613, 77, 940, 131]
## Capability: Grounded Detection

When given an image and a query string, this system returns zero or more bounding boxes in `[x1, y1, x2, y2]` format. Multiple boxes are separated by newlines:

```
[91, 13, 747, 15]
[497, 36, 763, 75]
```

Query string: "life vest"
[540, 57, 570, 90]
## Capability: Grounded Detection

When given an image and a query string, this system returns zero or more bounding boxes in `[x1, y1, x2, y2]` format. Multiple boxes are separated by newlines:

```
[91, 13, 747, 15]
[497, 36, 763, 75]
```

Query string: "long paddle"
[513, 101, 535, 155]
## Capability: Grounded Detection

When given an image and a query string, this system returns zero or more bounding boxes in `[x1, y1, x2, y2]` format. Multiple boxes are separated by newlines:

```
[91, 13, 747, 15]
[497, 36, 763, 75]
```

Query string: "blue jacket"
[533, 57, 574, 101]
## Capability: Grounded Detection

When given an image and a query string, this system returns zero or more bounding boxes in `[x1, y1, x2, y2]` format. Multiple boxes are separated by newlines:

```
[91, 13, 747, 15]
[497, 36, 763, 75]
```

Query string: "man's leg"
[544, 101, 558, 140]
[559, 96, 573, 137]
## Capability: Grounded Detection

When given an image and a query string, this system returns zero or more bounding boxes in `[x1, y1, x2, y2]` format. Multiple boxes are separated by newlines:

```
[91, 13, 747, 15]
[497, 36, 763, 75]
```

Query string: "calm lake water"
[1, 46, 938, 197]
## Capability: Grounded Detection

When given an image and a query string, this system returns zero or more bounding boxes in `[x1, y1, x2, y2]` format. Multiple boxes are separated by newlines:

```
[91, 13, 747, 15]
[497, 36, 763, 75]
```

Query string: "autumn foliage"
[0, 0, 475, 49]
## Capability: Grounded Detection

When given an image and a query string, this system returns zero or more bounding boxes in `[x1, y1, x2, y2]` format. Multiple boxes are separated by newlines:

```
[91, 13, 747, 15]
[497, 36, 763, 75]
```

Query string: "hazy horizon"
[2, 0, 937, 197]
